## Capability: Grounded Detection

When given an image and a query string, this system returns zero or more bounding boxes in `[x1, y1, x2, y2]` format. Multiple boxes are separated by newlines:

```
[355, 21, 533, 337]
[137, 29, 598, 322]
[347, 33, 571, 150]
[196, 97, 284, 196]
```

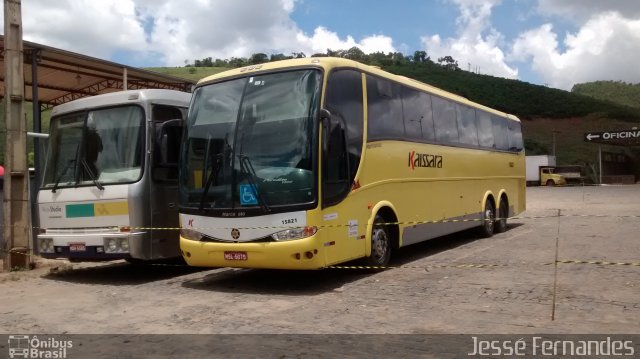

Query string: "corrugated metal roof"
[0, 35, 194, 109]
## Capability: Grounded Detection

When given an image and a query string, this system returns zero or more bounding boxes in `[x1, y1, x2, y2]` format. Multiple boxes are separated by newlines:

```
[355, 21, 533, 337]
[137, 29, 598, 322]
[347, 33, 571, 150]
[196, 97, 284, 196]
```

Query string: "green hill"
[572, 81, 640, 109]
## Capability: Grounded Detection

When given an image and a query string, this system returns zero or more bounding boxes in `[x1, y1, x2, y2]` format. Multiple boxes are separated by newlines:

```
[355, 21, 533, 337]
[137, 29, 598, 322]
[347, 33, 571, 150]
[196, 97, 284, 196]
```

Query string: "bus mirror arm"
[319, 108, 332, 123]
[320, 108, 332, 153]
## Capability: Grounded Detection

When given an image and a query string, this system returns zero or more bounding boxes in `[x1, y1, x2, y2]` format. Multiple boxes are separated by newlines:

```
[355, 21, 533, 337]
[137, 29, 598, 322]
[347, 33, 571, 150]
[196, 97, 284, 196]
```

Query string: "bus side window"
[367, 75, 404, 140]
[402, 86, 435, 142]
[455, 104, 479, 146]
[491, 115, 509, 151]
[476, 111, 495, 148]
[432, 96, 459, 144]
[507, 120, 524, 152]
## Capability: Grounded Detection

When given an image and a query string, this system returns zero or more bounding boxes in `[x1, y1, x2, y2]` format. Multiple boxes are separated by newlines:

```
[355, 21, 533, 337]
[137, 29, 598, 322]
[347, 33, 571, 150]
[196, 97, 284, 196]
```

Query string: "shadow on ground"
[42, 260, 206, 286]
[180, 224, 523, 295]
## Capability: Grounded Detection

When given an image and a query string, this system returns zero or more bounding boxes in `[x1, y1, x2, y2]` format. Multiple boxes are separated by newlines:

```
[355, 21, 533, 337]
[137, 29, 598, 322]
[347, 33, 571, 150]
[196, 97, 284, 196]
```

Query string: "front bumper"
[180, 234, 325, 270]
[37, 231, 146, 260]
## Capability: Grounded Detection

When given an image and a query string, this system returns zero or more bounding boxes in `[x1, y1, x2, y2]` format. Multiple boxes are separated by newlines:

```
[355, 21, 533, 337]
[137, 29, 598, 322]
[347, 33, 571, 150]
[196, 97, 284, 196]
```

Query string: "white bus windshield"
[180, 69, 321, 212]
[42, 105, 144, 189]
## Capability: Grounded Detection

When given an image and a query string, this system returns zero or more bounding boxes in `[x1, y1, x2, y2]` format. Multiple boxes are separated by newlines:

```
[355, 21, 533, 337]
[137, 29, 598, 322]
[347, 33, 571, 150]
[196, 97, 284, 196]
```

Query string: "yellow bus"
[178, 57, 525, 269]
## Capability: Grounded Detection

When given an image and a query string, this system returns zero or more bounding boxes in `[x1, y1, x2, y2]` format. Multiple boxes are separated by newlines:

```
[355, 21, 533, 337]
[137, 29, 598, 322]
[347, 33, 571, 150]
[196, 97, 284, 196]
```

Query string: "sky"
[4, 0, 640, 90]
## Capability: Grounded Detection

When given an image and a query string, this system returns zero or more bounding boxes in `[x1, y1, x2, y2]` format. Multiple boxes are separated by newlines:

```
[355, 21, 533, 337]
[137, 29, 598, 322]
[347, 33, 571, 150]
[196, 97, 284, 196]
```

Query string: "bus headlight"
[39, 238, 54, 253]
[104, 238, 129, 253]
[106, 239, 118, 252]
[180, 228, 204, 241]
[271, 226, 317, 241]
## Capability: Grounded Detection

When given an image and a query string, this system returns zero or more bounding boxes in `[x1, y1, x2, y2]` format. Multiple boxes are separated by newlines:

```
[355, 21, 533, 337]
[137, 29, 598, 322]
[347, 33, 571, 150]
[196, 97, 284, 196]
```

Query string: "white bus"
[37, 89, 190, 262]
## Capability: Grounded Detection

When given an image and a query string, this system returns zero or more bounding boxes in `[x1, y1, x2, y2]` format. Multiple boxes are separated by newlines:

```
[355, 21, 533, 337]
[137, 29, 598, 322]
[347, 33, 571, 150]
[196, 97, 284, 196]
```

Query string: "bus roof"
[51, 89, 191, 117]
[196, 57, 519, 122]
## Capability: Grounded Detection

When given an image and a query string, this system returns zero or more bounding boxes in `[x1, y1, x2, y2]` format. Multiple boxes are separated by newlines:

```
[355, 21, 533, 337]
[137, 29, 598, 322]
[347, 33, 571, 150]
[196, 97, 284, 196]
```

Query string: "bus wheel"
[364, 215, 391, 267]
[495, 197, 508, 233]
[546, 179, 555, 187]
[479, 200, 495, 238]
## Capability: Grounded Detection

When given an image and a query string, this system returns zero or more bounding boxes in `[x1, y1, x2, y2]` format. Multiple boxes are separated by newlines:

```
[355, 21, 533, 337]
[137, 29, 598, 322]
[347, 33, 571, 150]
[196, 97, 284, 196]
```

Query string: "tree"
[437, 55, 459, 71]
[270, 53, 290, 61]
[344, 46, 365, 61]
[413, 50, 427, 63]
[249, 53, 269, 64]
[391, 52, 406, 65]
[228, 57, 247, 68]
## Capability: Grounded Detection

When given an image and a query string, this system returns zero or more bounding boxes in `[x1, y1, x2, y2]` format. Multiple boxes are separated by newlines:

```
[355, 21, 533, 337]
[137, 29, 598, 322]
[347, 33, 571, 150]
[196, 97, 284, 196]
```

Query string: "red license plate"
[224, 251, 248, 261]
[69, 242, 86, 252]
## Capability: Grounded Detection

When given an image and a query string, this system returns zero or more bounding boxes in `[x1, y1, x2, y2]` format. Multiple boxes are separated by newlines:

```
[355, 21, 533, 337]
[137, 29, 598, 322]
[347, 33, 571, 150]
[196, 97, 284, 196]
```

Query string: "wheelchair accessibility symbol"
[240, 184, 258, 205]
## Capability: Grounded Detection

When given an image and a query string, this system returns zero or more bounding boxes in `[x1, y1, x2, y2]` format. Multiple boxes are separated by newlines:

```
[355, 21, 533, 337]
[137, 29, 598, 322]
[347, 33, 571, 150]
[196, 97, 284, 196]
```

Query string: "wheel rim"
[484, 206, 495, 232]
[371, 226, 389, 263]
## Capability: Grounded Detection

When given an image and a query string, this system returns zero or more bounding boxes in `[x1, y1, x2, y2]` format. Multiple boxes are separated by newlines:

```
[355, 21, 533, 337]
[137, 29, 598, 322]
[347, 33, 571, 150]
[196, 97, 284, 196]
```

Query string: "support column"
[598, 145, 603, 185]
[31, 49, 42, 256]
[123, 67, 128, 90]
[3, 0, 30, 270]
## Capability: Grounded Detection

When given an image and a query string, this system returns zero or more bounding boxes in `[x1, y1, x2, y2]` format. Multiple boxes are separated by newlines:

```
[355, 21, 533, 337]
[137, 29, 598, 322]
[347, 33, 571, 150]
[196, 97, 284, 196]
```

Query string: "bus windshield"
[42, 105, 145, 189]
[180, 69, 321, 212]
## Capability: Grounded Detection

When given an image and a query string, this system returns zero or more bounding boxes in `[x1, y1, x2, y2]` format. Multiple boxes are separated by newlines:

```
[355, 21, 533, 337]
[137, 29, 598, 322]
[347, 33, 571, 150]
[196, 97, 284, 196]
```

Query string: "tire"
[478, 200, 495, 238]
[363, 215, 391, 267]
[495, 197, 508, 233]
[546, 179, 555, 187]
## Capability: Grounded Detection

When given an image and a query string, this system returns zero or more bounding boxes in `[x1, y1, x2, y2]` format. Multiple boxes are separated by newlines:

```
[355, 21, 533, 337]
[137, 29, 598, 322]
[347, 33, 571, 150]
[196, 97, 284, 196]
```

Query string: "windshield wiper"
[238, 154, 271, 214]
[51, 159, 76, 193]
[198, 153, 222, 211]
[198, 135, 225, 211]
[79, 159, 104, 191]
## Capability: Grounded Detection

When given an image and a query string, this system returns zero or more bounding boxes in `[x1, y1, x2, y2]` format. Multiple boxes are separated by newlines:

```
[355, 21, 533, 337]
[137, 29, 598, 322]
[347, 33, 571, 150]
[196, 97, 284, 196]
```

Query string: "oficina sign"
[584, 129, 640, 145]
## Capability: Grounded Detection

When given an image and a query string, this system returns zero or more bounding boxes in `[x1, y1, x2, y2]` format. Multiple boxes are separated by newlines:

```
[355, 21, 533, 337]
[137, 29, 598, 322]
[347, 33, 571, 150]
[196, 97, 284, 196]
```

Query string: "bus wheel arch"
[364, 203, 399, 267]
[495, 192, 509, 233]
[479, 193, 496, 238]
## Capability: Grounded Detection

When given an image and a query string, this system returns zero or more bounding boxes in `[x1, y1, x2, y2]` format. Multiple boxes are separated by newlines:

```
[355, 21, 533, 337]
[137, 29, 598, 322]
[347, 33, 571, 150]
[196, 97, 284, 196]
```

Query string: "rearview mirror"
[156, 119, 183, 167]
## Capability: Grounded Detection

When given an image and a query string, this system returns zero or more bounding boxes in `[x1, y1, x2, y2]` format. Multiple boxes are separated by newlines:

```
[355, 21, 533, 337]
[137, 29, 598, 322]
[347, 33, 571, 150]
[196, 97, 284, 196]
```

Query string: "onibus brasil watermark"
[468, 336, 635, 357]
[8, 335, 72, 359]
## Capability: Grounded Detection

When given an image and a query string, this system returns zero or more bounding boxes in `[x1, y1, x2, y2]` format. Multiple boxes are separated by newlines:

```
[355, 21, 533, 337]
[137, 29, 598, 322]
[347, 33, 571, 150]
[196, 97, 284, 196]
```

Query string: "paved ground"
[0, 185, 639, 335]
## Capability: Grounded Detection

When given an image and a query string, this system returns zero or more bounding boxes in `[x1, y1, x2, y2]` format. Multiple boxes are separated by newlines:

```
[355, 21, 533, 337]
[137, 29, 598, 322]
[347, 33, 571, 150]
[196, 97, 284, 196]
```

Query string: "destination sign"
[583, 129, 640, 146]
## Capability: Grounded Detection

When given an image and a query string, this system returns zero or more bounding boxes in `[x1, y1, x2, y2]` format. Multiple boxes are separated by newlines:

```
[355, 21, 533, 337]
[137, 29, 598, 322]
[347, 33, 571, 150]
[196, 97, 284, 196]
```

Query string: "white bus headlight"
[271, 226, 317, 241]
[106, 238, 119, 252]
[104, 238, 129, 253]
[39, 238, 54, 253]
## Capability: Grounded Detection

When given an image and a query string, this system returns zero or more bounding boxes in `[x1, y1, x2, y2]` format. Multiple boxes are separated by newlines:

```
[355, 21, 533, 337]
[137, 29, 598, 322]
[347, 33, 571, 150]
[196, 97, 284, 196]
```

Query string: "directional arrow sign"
[584, 129, 640, 145]
[585, 133, 601, 141]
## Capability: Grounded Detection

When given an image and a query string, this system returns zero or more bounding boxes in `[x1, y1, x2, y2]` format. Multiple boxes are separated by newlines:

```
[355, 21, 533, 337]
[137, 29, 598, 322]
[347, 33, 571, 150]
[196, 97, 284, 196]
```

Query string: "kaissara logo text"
[408, 151, 443, 170]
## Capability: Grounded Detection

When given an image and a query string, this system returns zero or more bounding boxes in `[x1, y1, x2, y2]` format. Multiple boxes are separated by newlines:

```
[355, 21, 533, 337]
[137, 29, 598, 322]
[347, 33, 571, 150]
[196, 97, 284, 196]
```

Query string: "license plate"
[69, 242, 86, 252]
[224, 251, 248, 261]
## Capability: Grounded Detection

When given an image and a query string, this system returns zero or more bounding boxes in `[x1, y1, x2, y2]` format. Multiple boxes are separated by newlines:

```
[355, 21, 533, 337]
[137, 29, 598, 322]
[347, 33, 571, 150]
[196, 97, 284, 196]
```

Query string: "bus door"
[149, 105, 185, 259]
[322, 69, 366, 264]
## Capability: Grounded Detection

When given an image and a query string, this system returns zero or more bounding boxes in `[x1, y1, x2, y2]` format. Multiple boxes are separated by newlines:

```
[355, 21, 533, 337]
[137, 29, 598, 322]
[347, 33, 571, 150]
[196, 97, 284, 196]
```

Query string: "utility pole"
[3, 0, 30, 270]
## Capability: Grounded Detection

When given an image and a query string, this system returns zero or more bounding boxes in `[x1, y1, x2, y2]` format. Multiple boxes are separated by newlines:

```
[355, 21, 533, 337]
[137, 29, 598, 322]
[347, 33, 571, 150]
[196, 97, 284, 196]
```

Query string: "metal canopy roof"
[0, 35, 194, 110]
